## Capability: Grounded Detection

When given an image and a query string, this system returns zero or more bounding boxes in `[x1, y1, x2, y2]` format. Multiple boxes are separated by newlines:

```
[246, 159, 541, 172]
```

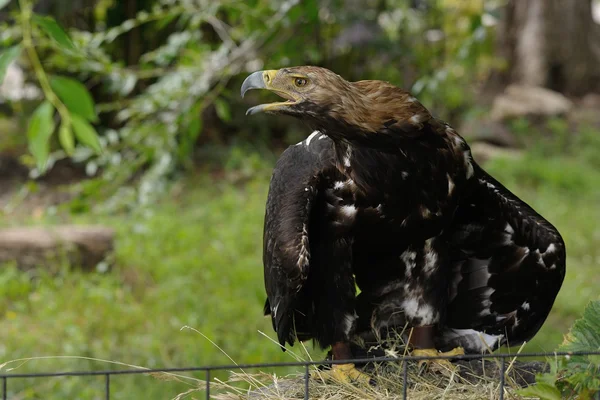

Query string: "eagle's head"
[241, 66, 432, 141]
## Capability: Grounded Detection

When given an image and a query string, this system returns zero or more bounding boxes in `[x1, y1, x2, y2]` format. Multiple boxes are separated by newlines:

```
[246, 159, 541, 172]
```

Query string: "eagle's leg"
[315, 341, 374, 385]
[310, 297, 374, 384]
[309, 232, 373, 385]
[400, 241, 464, 372]
[409, 325, 464, 372]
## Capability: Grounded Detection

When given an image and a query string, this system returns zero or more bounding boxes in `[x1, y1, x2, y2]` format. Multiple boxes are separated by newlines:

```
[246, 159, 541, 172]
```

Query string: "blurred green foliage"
[1, 0, 499, 208]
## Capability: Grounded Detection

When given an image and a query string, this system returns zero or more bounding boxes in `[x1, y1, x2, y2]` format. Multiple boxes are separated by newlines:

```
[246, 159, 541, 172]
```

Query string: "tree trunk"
[498, 0, 600, 96]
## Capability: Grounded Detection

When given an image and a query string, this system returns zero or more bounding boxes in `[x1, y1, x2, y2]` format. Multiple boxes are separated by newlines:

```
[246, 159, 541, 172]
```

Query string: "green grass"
[0, 163, 315, 399]
[0, 124, 599, 398]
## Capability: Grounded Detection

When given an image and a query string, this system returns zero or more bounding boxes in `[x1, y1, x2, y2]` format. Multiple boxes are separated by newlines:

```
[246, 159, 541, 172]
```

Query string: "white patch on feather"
[342, 146, 352, 168]
[340, 204, 357, 218]
[521, 302, 530, 311]
[401, 171, 409, 179]
[304, 130, 320, 146]
[318, 133, 328, 140]
[477, 287, 495, 317]
[402, 298, 420, 315]
[272, 302, 280, 320]
[420, 205, 432, 218]
[409, 114, 425, 125]
[407, 96, 418, 103]
[505, 223, 515, 235]
[423, 239, 438, 275]
[446, 328, 502, 349]
[451, 133, 462, 145]
[478, 309, 492, 317]
[333, 179, 355, 191]
[478, 332, 503, 348]
[402, 299, 437, 325]
[333, 181, 345, 190]
[545, 243, 556, 254]
[447, 174, 455, 195]
[401, 250, 417, 271]
[297, 223, 310, 270]
[342, 313, 357, 336]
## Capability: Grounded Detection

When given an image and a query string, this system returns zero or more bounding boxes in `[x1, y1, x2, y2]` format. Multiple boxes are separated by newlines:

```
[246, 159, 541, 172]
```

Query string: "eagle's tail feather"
[436, 327, 504, 354]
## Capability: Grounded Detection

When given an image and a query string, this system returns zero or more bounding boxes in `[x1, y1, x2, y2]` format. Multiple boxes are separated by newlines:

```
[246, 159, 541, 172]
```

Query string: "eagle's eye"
[294, 77, 308, 87]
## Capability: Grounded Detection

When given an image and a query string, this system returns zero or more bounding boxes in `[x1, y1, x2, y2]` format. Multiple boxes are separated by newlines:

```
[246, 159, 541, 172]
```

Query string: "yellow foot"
[313, 363, 374, 385]
[412, 347, 464, 374]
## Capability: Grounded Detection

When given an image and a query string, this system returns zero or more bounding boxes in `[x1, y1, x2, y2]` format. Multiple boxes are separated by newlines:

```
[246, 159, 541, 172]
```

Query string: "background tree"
[497, 0, 600, 95]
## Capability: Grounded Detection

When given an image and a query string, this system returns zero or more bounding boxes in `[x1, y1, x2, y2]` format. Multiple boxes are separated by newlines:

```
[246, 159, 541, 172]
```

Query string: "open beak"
[241, 70, 300, 115]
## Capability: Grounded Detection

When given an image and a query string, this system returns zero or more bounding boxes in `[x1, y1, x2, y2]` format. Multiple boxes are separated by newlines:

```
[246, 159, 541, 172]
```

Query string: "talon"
[313, 363, 375, 385]
[412, 347, 464, 374]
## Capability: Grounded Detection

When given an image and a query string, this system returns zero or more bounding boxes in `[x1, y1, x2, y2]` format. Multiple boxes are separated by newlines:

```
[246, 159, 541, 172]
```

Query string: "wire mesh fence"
[1, 351, 599, 400]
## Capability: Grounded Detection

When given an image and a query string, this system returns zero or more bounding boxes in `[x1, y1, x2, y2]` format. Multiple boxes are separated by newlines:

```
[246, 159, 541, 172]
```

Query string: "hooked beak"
[241, 70, 300, 115]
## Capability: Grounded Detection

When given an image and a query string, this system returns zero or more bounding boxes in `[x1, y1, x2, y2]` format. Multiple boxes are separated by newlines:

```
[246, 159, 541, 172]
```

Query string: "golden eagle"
[241, 67, 566, 382]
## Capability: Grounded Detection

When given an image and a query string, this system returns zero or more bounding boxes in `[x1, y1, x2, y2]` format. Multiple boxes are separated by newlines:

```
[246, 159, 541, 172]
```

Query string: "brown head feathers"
[249, 66, 433, 137]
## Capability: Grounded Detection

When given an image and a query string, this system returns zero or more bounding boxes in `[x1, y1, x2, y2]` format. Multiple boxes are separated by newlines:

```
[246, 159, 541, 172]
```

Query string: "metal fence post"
[2, 376, 6, 400]
[105, 373, 110, 400]
[304, 364, 309, 400]
[499, 357, 506, 400]
[206, 369, 211, 400]
[402, 359, 408, 400]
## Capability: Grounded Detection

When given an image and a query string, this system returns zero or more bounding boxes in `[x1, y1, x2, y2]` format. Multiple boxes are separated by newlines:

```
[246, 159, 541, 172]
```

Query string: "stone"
[581, 93, 600, 109]
[470, 142, 523, 165]
[491, 85, 573, 121]
[459, 118, 518, 148]
[0, 225, 115, 271]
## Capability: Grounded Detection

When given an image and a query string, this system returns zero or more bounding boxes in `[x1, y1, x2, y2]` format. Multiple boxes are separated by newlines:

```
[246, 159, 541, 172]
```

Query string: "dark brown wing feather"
[442, 162, 566, 352]
[263, 134, 335, 347]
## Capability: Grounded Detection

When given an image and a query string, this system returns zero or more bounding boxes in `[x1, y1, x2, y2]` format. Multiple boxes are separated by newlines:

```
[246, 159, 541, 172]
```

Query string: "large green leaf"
[518, 383, 562, 400]
[32, 15, 75, 50]
[0, 0, 11, 12]
[560, 300, 600, 364]
[71, 114, 101, 153]
[560, 300, 600, 352]
[0, 45, 21, 85]
[27, 101, 56, 172]
[58, 122, 75, 155]
[50, 76, 98, 122]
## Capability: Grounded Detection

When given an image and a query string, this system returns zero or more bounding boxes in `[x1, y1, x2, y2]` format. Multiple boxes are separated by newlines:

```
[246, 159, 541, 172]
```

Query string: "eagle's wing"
[443, 163, 566, 352]
[263, 132, 335, 347]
